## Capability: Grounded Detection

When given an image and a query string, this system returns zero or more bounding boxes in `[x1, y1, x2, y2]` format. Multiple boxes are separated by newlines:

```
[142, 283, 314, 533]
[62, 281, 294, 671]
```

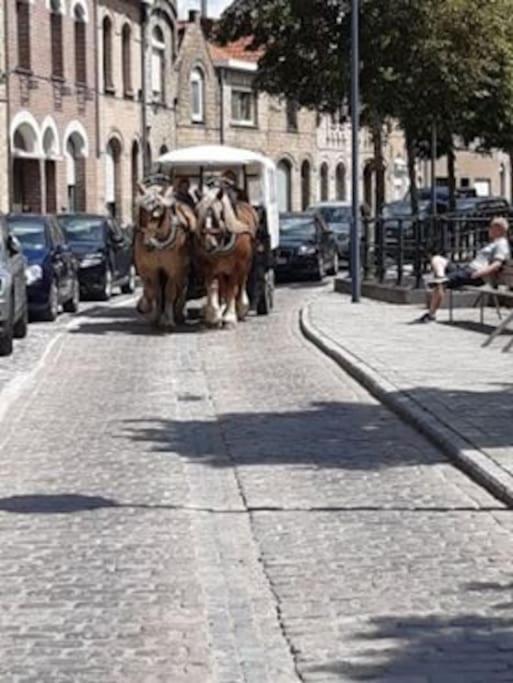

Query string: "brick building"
[6, 0, 97, 213]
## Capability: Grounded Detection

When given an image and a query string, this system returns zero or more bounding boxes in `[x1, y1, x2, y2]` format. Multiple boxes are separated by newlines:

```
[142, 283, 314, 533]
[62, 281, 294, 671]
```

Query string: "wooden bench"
[448, 261, 513, 351]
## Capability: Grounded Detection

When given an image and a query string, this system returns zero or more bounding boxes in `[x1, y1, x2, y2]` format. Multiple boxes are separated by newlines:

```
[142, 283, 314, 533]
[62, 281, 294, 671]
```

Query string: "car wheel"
[257, 269, 275, 316]
[0, 301, 14, 356]
[99, 267, 113, 301]
[41, 282, 59, 322]
[328, 252, 339, 276]
[121, 265, 136, 294]
[63, 277, 80, 313]
[314, 256, 326, 282]
[13, 299, 28, 339]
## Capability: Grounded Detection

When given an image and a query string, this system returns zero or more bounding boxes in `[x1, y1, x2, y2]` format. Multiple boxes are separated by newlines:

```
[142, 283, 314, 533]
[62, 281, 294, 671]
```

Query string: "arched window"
[152, 26, 165, 103]
[12, 118, 42, 212]
[50, 0, 64, 79]
[43, 123, 59, 213]
[74, 5, 87, 84]
[16, 0, 31, 71]
[320, 163, 329, 201]
[106, 138, 122, 218]
[191, 68, 205, 123]
[103, 16, 114, 93]
[122, 23, 132, 96]
[66, 132, 87, 212]
[336, 163, 346, 201]
[277, 159, 292, 213]
[301, 160, 311, 211]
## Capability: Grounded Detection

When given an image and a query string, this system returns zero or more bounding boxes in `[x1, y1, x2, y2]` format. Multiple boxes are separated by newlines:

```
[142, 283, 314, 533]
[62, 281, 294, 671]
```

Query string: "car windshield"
[280, 217, 316, 238]
[7, 217, 47, 250]
[59, 216, 105, 243]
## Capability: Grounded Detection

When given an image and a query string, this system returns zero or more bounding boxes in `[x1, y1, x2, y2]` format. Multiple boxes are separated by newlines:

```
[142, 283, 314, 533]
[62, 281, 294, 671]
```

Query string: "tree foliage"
[217, 0, 513, 210]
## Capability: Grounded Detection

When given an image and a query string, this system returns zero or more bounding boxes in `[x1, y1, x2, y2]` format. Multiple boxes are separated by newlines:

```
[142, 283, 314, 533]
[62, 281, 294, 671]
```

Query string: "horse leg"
[236, 273, 250, 321]
[173, 265, 189, 325]
[138, 273, 159, 323]
[205, 277, 223, 328]
[222, 275, 238, 328]
[160, 273, 176, 332]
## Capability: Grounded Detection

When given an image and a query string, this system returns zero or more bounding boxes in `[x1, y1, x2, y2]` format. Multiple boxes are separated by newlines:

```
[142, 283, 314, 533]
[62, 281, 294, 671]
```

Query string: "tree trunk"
[509, 150, 513, 203]
[406, 130, 418, 215]
[447, 141, 457, 212]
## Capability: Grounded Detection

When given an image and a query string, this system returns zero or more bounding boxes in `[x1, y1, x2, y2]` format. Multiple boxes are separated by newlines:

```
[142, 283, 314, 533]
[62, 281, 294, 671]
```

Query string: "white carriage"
[157, 144, 279, 315]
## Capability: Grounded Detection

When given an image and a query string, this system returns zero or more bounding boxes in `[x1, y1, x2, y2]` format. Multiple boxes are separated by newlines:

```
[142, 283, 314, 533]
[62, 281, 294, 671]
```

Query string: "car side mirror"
[7, 234, 21, 256]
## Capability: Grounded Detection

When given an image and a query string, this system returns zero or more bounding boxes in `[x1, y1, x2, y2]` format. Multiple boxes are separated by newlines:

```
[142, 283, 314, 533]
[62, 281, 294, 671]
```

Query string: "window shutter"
[51, 12, 64, 78]
[75, 21, 87, 84]
[17, 2, 31, 70]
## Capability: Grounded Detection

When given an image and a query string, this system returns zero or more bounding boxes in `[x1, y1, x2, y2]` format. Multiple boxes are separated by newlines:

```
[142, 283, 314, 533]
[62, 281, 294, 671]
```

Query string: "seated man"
[175, 177, 196, 210]
[418, 216, 511, 323]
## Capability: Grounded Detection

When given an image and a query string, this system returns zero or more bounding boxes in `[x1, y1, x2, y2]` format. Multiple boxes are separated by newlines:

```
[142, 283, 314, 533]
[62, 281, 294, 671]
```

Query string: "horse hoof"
[136, 298, 152, 316]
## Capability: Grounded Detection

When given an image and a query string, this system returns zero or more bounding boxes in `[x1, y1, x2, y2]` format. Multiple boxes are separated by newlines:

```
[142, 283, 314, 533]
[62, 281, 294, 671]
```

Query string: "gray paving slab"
[303, 289, 513, 507]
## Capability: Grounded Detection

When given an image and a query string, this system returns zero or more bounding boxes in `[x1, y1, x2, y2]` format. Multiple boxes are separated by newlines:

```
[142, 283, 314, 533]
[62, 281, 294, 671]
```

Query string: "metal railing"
[361, 208, 513, 288]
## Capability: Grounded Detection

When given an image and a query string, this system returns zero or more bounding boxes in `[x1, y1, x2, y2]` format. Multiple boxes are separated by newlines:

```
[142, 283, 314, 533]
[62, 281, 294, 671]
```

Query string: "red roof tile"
[209, 36, 262, 64]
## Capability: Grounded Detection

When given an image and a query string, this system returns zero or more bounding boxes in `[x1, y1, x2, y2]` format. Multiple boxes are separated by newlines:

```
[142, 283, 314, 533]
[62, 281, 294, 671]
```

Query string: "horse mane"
[175, 201, 197, 233]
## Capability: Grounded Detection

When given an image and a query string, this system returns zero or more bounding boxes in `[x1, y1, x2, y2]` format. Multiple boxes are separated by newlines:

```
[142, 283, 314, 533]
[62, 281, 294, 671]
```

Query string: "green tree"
[217, 0, 513, 214]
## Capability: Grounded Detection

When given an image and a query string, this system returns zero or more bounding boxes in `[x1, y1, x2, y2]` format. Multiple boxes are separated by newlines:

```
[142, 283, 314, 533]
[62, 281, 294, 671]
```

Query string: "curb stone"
[300, 303, 513, 508]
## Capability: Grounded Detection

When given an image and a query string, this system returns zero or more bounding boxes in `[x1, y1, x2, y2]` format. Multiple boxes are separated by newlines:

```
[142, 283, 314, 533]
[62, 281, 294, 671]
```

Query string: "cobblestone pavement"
[1, 283, 513, 681]
[308, 290, 513, 484]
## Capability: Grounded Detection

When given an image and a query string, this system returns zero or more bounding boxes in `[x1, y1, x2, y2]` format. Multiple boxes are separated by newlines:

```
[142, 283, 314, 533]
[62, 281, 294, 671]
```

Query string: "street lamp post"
[350, 0, 360, 303]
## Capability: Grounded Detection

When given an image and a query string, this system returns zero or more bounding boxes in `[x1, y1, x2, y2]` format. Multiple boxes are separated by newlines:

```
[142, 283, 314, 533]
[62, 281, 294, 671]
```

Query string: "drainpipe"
[141, 0, 152, 177]
[218, 68, 225, 144]
[4, 0, 12, 210]
[93, 0, 100, 160]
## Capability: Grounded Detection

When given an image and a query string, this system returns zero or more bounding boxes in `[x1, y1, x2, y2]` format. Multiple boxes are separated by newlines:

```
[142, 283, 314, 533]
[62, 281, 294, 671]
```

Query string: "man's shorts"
[445, 263, 484, 290]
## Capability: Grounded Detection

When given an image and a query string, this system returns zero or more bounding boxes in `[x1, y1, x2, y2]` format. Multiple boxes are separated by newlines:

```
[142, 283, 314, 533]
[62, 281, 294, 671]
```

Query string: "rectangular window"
[191, 80, 203, 122]
[231, 89, 256, 126]
[286, 100, 299, 131]
[151, 50, 162, 99]
[51, 12, 64, 78]
[75, 21, 87, 84]
[17, 1, 31, 71]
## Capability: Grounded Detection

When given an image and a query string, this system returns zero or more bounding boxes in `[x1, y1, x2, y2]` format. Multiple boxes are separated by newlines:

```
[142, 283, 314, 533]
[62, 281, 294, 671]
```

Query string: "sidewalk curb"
[300, 304, 513, 508]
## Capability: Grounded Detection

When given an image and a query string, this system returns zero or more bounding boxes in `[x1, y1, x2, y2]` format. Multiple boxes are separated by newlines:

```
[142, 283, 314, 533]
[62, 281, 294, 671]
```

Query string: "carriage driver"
[220, 169, 249, 204]
[175, 177, 197, 210]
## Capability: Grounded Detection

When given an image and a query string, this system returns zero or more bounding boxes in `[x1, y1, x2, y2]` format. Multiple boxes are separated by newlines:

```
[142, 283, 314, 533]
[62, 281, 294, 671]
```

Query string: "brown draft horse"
[195, 187, 258, 328]
[135, 183, 196, 330]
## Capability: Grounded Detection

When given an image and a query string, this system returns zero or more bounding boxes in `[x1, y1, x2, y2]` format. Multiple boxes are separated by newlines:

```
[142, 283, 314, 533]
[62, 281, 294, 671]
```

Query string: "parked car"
[276, 212, 338, 281]
[7, 214, 79, 321]
[0, 216, 28, 356]
[307, 201, 369, 260]
[57, 214, 136, 300]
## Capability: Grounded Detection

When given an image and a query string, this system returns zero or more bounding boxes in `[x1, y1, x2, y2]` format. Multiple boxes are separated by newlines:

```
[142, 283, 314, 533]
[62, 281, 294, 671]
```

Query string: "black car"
[7, 214, 80, 321]
[0, 216, 28, 355]
[276, 212, 338, 281]
[57, 214, 136, 300]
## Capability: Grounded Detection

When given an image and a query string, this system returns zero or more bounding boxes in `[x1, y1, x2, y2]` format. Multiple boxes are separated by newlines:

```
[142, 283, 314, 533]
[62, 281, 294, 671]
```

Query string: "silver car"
[0, 215, 28, 356]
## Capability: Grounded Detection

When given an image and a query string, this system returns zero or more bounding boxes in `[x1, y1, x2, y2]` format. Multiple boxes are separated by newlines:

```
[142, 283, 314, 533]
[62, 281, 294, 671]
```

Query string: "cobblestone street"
[1, 285, 513, 682]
